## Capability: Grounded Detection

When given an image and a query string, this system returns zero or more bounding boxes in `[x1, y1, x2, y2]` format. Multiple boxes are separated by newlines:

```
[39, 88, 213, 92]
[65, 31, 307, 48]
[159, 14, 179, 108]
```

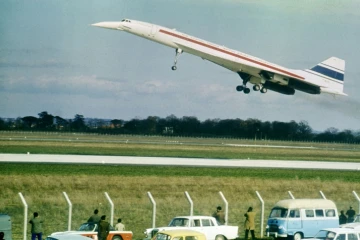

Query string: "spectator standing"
[88, 209, 101, 223]
[0, 232, 4, 240]
[115, 218, 125, 231]
[244, 207, 256, 240]
[29, 212, 44, 240]
[339, 210, 347, 224]
[346, 206, 356, 223]
[212, 206, 226, 225]
[98, 215, 110, 240]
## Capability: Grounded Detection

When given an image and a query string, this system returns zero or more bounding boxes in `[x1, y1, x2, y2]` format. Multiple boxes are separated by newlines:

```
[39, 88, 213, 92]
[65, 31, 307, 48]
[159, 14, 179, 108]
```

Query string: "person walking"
[339, 210, 347, 224]
[212, 206, 226, 225]
[88, 209, 101, 223]
[244, 207, 256, 240]
[115, 218, 125, 231]
[97, 215, 110, 240]
[29, 212, 44, 240]
[346, 206, 356, 223]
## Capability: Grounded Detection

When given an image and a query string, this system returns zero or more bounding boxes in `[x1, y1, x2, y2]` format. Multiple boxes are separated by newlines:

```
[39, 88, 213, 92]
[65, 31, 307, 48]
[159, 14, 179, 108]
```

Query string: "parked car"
[341, 214, 360, 229]
[144, 216, 238, 240]
[49, 222, 133, 240]
[152, 229, 206, 240]
[340, 214, 360, 228]
[305, 227, 360, 240]
[46, 234, 93, 240]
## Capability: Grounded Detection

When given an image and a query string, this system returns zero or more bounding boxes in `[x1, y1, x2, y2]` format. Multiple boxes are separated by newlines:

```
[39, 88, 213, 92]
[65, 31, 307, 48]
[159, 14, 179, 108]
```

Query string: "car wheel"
[215, 235, 225, 240]
[112, 236, 122, 240]
[293, 233, 302, 240]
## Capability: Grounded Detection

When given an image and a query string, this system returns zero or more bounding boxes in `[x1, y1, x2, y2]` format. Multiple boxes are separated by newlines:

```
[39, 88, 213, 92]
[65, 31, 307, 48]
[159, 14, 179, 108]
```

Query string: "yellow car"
[152, 229, 206, 240]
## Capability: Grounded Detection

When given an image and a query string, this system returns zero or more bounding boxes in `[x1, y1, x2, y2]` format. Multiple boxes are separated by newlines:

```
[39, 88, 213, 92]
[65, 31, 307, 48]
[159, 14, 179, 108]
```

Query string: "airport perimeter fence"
[7, 190, 360, 240]
[1, 130, 360, 145]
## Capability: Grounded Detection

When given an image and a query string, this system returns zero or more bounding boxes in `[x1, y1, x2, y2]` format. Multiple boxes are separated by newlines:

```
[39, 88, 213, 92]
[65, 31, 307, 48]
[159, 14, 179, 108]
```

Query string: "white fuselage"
[92, 19, 346, 96]
[120, 19, 303, 80]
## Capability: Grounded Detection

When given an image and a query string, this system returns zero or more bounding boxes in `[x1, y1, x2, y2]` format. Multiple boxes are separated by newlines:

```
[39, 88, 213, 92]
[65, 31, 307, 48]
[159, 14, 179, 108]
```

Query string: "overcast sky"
[1, 0, 360, 131]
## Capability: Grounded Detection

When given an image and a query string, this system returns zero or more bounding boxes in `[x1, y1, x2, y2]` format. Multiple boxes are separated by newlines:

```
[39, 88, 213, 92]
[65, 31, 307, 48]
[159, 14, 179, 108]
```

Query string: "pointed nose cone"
[91, 22, 123, 30]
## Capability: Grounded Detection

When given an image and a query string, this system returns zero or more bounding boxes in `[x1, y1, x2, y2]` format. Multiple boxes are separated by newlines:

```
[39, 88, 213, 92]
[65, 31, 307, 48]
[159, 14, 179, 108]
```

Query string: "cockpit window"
[121, 19, 131, 23]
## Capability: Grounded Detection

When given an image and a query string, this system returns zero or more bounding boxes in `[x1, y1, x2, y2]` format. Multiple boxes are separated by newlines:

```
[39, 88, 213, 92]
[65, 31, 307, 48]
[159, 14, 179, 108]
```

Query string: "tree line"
[0, 111, 359, 143]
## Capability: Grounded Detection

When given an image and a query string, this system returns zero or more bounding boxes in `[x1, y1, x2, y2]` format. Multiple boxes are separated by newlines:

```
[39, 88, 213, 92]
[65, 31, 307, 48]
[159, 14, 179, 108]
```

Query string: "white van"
[266, 199, 339, 240]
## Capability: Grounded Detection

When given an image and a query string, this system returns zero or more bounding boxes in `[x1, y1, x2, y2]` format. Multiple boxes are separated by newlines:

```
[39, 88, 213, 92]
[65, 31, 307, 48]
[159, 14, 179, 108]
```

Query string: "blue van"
[266, 199, 338, 240]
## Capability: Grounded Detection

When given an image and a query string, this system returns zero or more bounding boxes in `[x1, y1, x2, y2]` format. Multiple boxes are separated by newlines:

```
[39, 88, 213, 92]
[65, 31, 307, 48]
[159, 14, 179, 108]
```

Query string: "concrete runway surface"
[1, 154, 360, 170]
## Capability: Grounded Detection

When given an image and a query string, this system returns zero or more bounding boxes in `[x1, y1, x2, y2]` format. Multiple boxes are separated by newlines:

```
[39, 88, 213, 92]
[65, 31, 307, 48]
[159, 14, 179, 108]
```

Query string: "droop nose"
[91, 22, 124, 30]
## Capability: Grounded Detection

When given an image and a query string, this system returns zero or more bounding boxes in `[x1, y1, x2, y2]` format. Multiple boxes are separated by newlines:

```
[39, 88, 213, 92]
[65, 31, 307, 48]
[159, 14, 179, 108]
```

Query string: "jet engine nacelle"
[263, 81, 295, 95]
[288, 79, 320, 94]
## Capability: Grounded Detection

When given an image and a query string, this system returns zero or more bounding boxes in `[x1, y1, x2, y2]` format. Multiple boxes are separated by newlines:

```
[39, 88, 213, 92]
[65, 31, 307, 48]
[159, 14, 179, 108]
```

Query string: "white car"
[46, 234, 92, 240]
[49, 222, 133, 240]
[144, 216, 238, 240]
[306, 228, 360, 240]
[341, 214, 360, 230]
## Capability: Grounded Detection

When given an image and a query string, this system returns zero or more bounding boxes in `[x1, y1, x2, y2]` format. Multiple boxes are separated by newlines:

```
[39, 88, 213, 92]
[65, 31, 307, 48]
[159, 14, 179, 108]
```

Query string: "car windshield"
[169, 218, 189, 227]
[79, 223, 96, 231]
[154, 233, 172, 240]
[314, 230, 336, 240]
[78, 222, 115, 231]
[269, 208, 288, 218]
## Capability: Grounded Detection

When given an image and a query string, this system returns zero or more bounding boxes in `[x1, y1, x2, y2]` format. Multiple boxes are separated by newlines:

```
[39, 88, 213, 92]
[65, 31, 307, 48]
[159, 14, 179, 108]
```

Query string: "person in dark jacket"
[212, 206, 226, 225]
[339, 210, 347, 224]
[29, 212, 44, 240]
[97, 215, 110, 240]
[346, 206, 356, 223]
[88, 209, 101, 223]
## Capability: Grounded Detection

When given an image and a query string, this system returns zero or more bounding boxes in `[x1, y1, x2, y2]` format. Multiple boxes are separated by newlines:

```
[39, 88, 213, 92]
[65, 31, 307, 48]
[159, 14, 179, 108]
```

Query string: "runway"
[1, 154, 360, 170]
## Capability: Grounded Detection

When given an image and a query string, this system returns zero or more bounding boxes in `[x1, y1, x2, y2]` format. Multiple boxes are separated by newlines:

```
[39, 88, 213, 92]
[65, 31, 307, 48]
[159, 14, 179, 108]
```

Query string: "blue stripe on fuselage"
[311, 65, 344, 81]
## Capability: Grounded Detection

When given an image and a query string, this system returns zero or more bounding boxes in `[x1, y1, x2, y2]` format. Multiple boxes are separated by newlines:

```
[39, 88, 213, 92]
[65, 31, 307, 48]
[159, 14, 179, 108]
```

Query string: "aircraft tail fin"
[309, 57, 346, 95]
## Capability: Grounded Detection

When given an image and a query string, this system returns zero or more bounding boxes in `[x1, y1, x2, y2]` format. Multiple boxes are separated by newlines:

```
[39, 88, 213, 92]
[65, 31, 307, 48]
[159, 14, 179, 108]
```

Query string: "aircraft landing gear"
[171, 48, 183, 71]
[253, 85, 261, 91]
[237, 72, 252, 94]
[260, 87, 267, 93]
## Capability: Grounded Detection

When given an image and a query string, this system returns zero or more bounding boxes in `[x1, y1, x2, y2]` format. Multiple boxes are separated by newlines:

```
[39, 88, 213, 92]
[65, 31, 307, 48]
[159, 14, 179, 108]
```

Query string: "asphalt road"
[1, 154, 360, 170]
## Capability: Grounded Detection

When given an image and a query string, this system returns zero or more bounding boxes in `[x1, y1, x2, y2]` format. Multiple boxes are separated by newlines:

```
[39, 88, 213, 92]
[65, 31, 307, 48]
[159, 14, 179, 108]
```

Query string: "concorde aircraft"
[92, 19, 346, 96]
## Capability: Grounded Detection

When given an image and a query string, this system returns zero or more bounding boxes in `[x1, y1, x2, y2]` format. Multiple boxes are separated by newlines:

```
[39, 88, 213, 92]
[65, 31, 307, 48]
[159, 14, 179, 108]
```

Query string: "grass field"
[1, 131, 360, 240]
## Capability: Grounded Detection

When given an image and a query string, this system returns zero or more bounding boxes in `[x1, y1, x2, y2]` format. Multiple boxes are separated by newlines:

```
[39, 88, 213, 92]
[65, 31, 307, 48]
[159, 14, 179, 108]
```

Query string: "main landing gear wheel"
[236, 85, 244, 92]
[171, 48, 183, 71]
[236, 85, 250, 94]
[260, 87, 267, 93]
[253, 85, 261, 91]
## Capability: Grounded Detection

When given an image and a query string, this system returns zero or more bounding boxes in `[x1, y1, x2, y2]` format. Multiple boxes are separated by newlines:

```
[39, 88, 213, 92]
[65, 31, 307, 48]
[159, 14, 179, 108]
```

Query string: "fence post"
[184, 191, 193, 216]
[288, 191, 295, 199]
[319, 191, 327, 199]
[19, 192, 28, 240]
[219, 192, 228, 225]
[256, 191, 264, 238]
[104, 192, 114, 226]
[62, 192, 72, 231]
[353, 191, 360, 214]
[147, 192, 156, 228]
